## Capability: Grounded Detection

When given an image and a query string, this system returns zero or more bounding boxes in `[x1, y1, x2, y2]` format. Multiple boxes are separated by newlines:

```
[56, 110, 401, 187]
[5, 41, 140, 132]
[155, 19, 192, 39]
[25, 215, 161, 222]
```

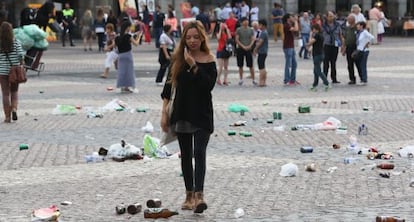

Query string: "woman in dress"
[115, 21, 139, 93]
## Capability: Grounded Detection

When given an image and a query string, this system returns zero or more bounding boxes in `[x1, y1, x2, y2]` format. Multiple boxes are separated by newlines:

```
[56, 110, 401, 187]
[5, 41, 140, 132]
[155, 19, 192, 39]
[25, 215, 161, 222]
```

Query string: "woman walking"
[115, 21, 139, 93]
[80, 9, 93, 51]
[0, 22, 24, 123]
[155, 24, 175, 85]
[94, 8, 106, 52]
[215, 22, 231, 86]
[160, 21, 217, 214]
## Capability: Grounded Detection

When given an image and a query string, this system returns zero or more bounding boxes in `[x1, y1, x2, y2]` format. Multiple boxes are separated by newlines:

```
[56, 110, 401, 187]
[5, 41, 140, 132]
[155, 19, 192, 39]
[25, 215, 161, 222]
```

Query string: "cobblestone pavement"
[0, 37, 414, 222]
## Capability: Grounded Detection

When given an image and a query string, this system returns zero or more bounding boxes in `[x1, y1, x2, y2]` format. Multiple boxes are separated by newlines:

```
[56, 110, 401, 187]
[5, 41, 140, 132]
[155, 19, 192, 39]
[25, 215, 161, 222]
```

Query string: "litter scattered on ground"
[52, 105, 77, 115]
[61, 201, 72, 206]
[141, 121, 154, 133]
[228, 104, 249, 113]
[108, 140, 143, 160]
[229, 120, 247, 126]
[279, 163, 298, 177]
[291, 117, 341, 131]
[398, 145, 414, 158]
[273, 125, 285, 131]
[31, 205, 60, 222]
[234, 208, 245, 218]
[326, 166, 338, 173]
[305, 163, 317, 172]
[143, 135, 172, 158]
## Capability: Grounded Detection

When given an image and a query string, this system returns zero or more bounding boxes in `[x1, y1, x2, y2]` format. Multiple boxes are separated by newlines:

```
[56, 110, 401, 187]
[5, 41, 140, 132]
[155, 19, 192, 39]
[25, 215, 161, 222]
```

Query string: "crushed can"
[127, 203, 142, 215]
[298, 106, 311, 113]
[115, 204, 126, 214]
[227, 130, 236, 136]
[300, 146, 313, 153]
[19, 144, 29, 150]
[273, 112, 282, 120]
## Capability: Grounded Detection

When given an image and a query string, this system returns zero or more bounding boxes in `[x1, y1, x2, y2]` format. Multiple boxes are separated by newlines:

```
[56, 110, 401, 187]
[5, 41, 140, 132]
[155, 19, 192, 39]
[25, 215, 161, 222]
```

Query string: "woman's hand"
[160, 110, 169, 133]
[184, 47, 195, 67]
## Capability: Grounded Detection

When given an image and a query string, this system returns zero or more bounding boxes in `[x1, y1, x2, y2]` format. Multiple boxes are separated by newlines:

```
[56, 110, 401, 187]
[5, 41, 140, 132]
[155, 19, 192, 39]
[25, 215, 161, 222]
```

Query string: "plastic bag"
[398, 146, 414, 158]
[23, 24, 47, 41]
[228, 104, 249, 113]
[101, 99, 127, 112]
[141, 121, 154, 133]
[279, 163, 298, 177]
[31, 205, 60, 222]
[108, 141, 142, 158]
[14, 28, 35, 50]
[143, 135, 160, 157]
[52, 105, 77, 115]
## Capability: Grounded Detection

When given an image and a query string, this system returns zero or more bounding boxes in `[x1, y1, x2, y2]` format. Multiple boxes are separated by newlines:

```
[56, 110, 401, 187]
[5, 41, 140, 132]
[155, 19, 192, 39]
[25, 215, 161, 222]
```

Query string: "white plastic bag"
[279, 163, 298, 177]
[141, 121, 154, 133]
[398, 146, 414, 158]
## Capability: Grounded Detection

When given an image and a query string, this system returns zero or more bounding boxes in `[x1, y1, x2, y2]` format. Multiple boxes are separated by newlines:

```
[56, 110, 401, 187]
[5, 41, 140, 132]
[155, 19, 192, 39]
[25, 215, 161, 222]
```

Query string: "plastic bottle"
[375, 216, 405, 222]
[347, 135, 358, 154]
[143, 208, 178, 219]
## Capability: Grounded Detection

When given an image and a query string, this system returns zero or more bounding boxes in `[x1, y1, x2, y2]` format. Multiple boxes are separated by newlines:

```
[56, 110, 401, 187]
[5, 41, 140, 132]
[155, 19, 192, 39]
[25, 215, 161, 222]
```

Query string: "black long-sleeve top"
[161, 62, 217, 134]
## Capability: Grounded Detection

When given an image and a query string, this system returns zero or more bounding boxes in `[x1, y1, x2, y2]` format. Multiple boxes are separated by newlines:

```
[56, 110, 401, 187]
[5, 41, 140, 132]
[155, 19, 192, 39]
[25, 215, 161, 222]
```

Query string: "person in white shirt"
[240, 1, 250, 20]
[219, 3, 232, 21]
[351, 4, 366, 23]
[355, 21, 374, 85]
[249, 2, 259, 22]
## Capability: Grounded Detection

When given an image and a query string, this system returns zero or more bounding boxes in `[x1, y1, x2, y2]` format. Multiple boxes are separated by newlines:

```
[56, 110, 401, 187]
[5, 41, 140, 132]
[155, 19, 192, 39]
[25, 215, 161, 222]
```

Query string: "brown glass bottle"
[377, 163, 395, 169]
[143, 208, 179, 219]
[376, 216, 405, 222]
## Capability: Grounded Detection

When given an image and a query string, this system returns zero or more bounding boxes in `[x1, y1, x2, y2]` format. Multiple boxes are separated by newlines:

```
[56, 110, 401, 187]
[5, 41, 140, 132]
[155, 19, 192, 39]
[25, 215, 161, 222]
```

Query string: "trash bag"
[279, 163, 298, 177]
[52, 104, 77, 115]
[33, 39, 49, 50]
[228, 104, 249, 113]
[108, 140, 142, 158]
[23, 24, 47, 41]
[101, 99, 127, 112]
[14, 28, 35, 50]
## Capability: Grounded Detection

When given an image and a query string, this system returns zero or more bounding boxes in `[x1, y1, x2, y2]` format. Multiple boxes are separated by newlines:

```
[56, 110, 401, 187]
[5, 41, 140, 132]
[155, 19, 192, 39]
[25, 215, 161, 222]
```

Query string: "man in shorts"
[235, 17, 256, 86]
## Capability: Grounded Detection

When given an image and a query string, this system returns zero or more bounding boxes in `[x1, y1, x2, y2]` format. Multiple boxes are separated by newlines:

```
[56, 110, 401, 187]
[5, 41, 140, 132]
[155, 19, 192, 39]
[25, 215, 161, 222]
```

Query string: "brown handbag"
[6, 53, 27, 84]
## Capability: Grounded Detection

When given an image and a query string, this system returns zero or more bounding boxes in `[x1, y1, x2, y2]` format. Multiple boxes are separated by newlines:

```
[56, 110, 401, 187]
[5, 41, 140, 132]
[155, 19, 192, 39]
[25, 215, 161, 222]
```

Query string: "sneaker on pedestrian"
[348, 81, 356, 85]
[324, 84, 330, 91]
[238, 79, 244, 86]
[294, 80, 301, 85]
[156, 82, 164, 86]
[358, 81, 367, 86]
[288, 81, 295, 86]
[252, 80, 258, 86]
[310, 87, 317, 92]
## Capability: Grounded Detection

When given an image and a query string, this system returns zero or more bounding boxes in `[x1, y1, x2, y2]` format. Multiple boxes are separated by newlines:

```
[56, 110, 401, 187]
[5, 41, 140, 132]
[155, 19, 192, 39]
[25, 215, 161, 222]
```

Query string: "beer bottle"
[377, 163, 395, 169]
[376, 216, 405, 222]
[143, 208, 178, 219]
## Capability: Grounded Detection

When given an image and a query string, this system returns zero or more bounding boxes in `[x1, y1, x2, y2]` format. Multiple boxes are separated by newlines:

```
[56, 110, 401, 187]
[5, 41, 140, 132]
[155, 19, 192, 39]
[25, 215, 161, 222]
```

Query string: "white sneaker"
[156, 82, 164, 86]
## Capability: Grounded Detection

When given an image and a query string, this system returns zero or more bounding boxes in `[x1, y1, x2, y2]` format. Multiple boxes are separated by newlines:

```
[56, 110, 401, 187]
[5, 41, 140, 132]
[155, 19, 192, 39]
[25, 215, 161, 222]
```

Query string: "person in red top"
[311, 13, 323, 28]
[282, 13, 299, 85]
[225, 12, 237, 38]
[216, 23, 232, 85]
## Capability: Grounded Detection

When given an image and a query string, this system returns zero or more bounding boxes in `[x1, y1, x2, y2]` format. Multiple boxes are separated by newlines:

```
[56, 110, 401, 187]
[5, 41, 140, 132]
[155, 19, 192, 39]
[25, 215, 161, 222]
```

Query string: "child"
[306, 24, 329, 91]
[100, 23, 118, 78]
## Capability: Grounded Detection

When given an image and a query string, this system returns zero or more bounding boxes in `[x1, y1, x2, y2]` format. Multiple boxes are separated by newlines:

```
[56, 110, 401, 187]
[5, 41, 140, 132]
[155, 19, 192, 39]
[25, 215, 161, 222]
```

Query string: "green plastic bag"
[14, 28, 35, 50]
[52, 105, 77, 115]
[22, 24, 47, 41]
[143, 135, 159, 157]
[33, 39, 49, 50]
[228, 104, 249, 113]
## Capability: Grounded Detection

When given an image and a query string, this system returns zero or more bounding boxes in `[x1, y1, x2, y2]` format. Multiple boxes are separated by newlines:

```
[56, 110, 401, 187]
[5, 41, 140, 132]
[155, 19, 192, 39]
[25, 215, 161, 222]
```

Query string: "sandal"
[100, 74, 108, 79]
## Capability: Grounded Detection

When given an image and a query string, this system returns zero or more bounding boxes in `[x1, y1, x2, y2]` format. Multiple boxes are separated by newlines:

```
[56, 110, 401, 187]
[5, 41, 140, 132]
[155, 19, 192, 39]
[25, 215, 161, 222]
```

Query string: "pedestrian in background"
[94, 8, 106, 52]
[165, 10, 178, 38]
[155, 24, 175, 85]
[100, 23, 118, 79]
[61, 2, 76, 47]
[307, 24, 330, 91]
[282, 13, 299, 85]
[0, 22, 24, 123]
[355, 21, 374, 85]
[115, 21, 139, 93]
[341, 14, 359, 84]
[153, 5, 165, 48]
[161, 20, 217, 214]
[271, 3, 284, 42]
[216, 22, 232, 86]
[299, 12, 311, 59]
[235, 17, 256, 86]
[80, 9, 94, 52]
[142, 4, 151, 44]
[253, 19, 269, 87]
[322, 11, 342, 84]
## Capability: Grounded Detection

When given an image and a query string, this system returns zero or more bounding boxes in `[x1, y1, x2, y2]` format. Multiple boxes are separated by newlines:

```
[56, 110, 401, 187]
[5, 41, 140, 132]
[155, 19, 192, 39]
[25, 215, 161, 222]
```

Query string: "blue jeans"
[312, 54, 329, 87]
[283, 48, 297, 83]
[356, 51, 369, 82]
[299, 33, 310, 58]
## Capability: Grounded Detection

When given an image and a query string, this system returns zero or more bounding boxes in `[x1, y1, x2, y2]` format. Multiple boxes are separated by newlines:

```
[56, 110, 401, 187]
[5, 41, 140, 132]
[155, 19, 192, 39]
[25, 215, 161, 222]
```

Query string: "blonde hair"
[84, 9, 92, 18]
[169, 20, 210, 85]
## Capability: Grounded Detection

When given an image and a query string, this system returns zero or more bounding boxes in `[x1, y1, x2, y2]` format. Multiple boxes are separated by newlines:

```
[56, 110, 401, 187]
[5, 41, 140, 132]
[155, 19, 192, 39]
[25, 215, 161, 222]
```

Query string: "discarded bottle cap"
[321, 100, 327, 104]
[300, 146, 313, 153]
[19, 144, 29, 150]
[39, 91, 44, 94]
[332, 144, 341, 149]
[267, 119, 274, 124]
[363, 107, 370, 111]
[75, 105, 81, 109]
[107, 86, 114, 91]
[115, 204, 126, 214]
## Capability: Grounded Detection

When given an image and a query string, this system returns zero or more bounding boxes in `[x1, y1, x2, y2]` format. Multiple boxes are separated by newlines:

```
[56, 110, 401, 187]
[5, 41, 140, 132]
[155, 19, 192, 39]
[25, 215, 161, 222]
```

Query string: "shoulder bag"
[6, 52, 27, 84]
[160, 86, 177, 146]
